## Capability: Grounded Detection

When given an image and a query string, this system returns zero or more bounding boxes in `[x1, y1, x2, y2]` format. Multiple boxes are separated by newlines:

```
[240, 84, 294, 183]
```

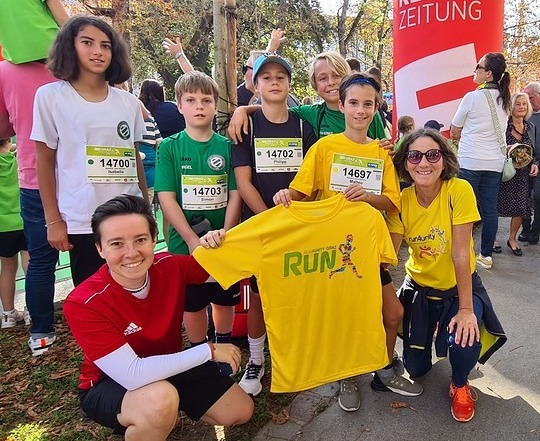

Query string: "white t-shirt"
[31, 81, 145, 233]
[452, 88, 508, 172]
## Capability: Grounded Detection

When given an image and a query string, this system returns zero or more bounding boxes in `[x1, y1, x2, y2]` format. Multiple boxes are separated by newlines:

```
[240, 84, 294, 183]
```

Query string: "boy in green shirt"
[155, 72, 242, 346]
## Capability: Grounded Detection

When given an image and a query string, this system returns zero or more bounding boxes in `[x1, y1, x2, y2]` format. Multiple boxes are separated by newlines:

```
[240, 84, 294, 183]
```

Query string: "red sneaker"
[449, 382, 478, 422]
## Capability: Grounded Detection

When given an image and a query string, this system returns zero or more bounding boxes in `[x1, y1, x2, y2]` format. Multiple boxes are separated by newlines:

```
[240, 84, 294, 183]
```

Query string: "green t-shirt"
[0, 0, 59, 63]
[0, 152, 23, 232]
[289, 103, 387, 140]
[154, 131, 237, 255]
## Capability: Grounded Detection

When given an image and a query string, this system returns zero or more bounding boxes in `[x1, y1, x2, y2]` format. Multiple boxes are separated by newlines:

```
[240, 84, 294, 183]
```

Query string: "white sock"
[3, 309, 15, 315]
[248, 333, 266, 365]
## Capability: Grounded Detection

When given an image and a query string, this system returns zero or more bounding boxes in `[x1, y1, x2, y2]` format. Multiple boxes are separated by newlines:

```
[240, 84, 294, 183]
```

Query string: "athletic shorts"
[0, 229, 27, 257]
[184, 282, 240, 312]
[78, 361, 234, 435]
[380, 265, 392, 286]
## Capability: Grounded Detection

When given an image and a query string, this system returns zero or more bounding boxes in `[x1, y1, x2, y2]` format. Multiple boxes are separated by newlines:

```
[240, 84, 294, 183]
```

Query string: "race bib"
[86, 146, 138, 183]
[329, 153, 383, 195]
[254, 137, 303, 173]
[182, 174, 228, 210]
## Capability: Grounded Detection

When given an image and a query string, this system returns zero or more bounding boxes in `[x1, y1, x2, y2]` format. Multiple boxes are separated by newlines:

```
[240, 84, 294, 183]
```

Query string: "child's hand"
[343, 184, 371, 203]
[378, 138, 395, 155]
[46, 221, 73, 252]
[199, 229, 226, 249]
[227, 108, 249, 144]
[273, 189, 293, 207]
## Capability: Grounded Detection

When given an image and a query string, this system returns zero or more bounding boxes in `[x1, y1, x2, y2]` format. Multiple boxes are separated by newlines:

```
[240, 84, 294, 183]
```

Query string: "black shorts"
[78, 361, 234, 435]
[184, 282, 240, 312]
[0, 229, 27, 257]
[380, 265, 392, 286]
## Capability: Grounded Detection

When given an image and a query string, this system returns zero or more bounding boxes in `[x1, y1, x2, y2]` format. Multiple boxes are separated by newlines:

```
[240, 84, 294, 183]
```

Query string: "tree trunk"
[214, 0, 228, 134]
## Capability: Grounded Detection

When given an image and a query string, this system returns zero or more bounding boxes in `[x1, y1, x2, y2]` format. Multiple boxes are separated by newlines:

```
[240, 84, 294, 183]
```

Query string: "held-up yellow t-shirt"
[290, 133, 400, 213]
[386, 178, 480, 290]
[193, 194, 396, 392]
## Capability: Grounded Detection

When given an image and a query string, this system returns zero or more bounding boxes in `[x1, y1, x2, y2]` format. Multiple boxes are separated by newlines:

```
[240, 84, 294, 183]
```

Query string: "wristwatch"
[175, 52, 184, 59]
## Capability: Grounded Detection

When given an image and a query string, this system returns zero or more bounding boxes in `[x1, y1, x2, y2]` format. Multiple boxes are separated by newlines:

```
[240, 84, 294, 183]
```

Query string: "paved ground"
[253, 217, 540, 441]
[10, 217, 540, 441]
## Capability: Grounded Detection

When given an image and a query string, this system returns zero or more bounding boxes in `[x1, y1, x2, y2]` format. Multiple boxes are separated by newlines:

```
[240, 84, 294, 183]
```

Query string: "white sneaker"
[238, 362, 264, 396]
[476, 254, 493, 269]
[28, 335, 57, 356]
[2, 309, 31, 329]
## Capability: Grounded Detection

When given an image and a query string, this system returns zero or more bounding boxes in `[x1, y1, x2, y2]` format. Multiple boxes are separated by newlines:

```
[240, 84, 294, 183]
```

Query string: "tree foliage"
[63, 0, 539, 99]
[504, 0, 540, 90]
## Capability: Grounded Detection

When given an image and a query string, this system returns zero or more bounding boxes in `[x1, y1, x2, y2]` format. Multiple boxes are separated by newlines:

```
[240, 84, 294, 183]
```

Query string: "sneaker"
[449, 382, 478, 422]
[338, 377, 361, 412]
[28, 335, 57, 357]
[370, 371, 423, 396]
[2, 309, 31, 329]
[238, 362, 264, 396]
[529, 233, 539, 245]
[392, 350, 405, 376]
[476, 254, 492, 270]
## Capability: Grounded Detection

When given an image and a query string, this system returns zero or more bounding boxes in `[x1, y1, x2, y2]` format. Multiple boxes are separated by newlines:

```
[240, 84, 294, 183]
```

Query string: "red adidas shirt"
[63, 252, 208, 389]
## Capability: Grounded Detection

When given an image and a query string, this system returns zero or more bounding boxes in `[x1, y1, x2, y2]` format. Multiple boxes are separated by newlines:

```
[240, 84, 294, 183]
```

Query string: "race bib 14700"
[330, 153, 383, 195]
[86, 145, 138, 183]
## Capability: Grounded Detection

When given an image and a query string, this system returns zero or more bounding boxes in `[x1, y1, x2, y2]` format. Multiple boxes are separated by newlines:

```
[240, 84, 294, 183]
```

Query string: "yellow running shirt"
[194, 194, 396, 392]
[290, 133, 400, 213]
[386, 178, 480, 290]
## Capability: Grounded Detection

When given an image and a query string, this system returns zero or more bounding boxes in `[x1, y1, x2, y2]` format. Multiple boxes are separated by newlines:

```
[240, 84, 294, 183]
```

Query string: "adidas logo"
[123, 322, 142, 336]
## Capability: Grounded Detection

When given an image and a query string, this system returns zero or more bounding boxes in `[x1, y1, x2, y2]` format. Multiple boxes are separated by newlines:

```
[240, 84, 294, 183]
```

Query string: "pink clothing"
[0, 61, 56, 189]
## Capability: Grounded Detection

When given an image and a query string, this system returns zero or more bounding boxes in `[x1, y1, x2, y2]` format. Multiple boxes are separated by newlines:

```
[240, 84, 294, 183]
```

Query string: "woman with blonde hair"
[496, 93, 538, 255]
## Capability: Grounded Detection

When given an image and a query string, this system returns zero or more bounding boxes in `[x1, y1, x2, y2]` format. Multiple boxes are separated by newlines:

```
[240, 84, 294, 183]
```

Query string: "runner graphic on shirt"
[329, 234, 362, 279]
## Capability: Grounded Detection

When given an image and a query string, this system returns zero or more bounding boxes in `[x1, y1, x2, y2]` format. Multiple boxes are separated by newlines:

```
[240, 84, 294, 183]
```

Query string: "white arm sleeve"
[94, 343, 211, 391]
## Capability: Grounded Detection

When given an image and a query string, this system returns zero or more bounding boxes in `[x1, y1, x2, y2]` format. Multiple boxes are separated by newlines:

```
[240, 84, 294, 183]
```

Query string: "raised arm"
[267, 28, 285, 52]
[162, 37, 195, 74]
[46, 0, 69, 26]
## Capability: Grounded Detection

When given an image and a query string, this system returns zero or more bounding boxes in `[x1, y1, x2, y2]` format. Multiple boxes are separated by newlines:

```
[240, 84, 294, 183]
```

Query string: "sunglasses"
[242, 65, 253, 75]
[406, 149, 443, 164]
[475, 64, 488, 71]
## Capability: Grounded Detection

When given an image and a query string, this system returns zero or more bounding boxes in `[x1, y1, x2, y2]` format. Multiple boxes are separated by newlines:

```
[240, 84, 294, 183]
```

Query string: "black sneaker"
[528, 233, 539, 245]
[518, 232, 529, 242]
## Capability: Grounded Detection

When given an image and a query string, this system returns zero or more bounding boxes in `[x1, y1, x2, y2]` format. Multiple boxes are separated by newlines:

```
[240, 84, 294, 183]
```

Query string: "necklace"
[512, 121, 525, 136]
[126, 274, 149, 294]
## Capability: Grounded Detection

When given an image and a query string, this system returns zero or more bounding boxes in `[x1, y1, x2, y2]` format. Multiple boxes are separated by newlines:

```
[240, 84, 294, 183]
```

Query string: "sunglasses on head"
[406, 149, 442, 164]
[242, 65, 253, 75]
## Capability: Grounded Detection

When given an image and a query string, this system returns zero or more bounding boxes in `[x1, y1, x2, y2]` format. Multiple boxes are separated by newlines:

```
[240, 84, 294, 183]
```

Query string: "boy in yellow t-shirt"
[274, 72, 423, 412]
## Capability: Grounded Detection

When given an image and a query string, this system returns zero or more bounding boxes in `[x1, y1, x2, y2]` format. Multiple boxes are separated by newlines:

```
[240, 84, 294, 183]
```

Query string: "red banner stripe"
[416, 77, 475, 110]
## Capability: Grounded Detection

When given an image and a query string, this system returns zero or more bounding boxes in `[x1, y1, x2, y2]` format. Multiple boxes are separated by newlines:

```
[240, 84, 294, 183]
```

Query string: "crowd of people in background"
[0, 2, 536, 438]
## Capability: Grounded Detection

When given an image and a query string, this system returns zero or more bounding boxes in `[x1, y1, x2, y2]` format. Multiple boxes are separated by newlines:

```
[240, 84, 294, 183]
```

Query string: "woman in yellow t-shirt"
[389, 129, 506, 423]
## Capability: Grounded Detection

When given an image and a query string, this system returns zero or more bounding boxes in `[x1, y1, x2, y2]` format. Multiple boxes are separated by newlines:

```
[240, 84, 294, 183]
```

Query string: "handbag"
[482, 90, 515, 182]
